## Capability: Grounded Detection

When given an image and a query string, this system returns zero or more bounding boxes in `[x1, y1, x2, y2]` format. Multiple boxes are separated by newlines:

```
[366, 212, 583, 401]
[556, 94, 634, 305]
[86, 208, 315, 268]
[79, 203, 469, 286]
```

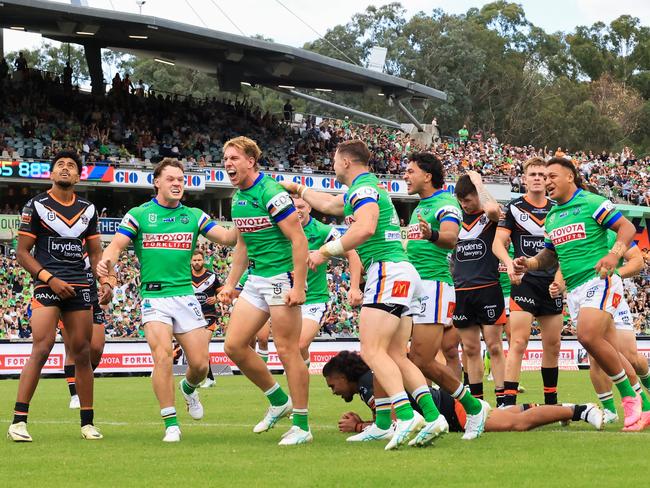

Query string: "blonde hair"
[523, 156, 546, 173]
[224, 136, 262, 169]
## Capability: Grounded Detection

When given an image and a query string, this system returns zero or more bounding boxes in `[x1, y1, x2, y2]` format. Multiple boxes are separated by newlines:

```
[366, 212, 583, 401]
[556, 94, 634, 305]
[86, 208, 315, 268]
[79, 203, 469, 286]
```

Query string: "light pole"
[136, 0, 146, 15]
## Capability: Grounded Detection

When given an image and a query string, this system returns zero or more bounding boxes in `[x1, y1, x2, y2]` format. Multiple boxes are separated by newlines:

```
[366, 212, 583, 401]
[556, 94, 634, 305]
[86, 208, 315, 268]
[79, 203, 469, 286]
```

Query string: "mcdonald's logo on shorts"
[447, 302, 456, 318]
[391, 281, 410, 298]
[612, 293, 621, 308]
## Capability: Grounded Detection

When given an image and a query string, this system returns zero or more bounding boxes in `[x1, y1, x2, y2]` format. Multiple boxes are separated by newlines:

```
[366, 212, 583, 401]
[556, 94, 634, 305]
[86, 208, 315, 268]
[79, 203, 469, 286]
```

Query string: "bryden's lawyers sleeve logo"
[142, 232, 193, 249]
[548, 223, 586, 246]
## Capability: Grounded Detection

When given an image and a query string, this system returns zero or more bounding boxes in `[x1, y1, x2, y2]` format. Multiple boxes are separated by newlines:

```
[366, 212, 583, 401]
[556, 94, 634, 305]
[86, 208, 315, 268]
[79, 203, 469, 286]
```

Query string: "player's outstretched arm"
[513, 248, 558, 275]
[205, 225, 238, 247]
[280, 181, 345, 216]
[493, 228, 520, 284]
[218, 231, 248, 305]
[98, 233, 131, 278]
[277, 212, 308, 306]
[618, 244, 644, 279]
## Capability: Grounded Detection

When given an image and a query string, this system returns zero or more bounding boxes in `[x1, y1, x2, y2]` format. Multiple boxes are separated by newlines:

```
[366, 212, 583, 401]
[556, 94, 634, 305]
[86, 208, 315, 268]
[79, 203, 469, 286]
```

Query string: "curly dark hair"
[51, 150, 82, 175]
[409, 152, 445, 188]
[322, 351, 370, 382]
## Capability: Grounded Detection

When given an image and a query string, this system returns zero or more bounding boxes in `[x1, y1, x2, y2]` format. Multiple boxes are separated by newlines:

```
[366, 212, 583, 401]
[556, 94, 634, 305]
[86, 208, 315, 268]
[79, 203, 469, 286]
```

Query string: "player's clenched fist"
[279, 181, 301, 195]
[217, 284, 237, 305]
[338, 412, 363, 432]
[512, 256, 529, 275]
[285, 287, 306, 306]
[49, 277, 76, 299]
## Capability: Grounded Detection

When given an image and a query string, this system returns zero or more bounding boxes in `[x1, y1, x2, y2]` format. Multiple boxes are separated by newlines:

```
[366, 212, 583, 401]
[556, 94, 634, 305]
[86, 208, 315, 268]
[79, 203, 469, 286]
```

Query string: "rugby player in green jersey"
[98, 159, 236, 442]
[293, 197, 363, 366]
[551, 224, 650, 429]
[402, 152, 490, 439]
[513, 157, 641, 429]
[217, 137, 311, 446]
[282, 140, 448, 450]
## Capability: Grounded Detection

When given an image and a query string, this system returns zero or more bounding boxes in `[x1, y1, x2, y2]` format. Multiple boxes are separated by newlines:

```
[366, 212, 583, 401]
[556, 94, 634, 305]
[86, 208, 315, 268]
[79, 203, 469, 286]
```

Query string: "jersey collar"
[152, 197, 182, 209]
[242, 172, 264, 191]
[557, 188, 582, 206]
[350, 172, 369, 186]
[421, 189, 445, 201]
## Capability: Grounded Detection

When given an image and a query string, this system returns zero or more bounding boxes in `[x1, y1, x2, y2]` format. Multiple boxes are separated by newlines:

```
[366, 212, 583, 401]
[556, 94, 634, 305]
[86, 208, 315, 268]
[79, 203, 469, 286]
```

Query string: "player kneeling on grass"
[323, 351, 604, 436]
[98, 158, 237, 443]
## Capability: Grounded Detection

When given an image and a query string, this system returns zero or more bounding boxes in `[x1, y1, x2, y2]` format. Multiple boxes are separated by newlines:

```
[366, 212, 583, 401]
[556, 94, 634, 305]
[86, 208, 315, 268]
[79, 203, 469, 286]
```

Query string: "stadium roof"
[0, 0, 447, 103]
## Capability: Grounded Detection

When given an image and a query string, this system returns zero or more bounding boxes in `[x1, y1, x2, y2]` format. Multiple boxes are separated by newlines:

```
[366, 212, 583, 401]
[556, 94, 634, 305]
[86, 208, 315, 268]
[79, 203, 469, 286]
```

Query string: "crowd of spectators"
[2, 64, 649, 206]
[1, 243, 649, 341]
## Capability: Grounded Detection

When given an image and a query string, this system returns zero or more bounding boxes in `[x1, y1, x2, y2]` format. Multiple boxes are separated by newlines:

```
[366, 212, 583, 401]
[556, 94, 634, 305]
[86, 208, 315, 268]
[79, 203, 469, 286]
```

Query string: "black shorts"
[510, 275, 563, 317]
[205, 315, 218, 331]
[452, 283, 506, 329]
[92, 301, 106, 325]
[32, 285, 93, 312]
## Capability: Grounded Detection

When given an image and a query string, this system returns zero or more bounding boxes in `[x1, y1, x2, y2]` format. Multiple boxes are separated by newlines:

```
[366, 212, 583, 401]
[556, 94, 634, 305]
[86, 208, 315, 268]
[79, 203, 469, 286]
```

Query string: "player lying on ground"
[323, 351, 604, 437]
[283, 140, 466, 449]
[98, 158, 236, 443]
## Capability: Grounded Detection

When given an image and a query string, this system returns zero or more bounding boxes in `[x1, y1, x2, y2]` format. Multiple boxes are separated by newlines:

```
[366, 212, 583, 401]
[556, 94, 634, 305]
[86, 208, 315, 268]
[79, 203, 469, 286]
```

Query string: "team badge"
[520, 213, 529, 222]
[272, 283, 283, 295]
[486, 308, 495, 319]
[573, 207, 581, 215]
[47, 211, 56, 221]
[81, 215, 89, 225]
[148, 213, 157, 223]
[180, 214, 190, 224]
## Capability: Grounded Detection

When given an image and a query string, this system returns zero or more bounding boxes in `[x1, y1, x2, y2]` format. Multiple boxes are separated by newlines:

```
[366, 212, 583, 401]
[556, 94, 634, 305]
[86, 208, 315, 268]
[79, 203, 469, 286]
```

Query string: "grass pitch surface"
[0, 371, 647, 487]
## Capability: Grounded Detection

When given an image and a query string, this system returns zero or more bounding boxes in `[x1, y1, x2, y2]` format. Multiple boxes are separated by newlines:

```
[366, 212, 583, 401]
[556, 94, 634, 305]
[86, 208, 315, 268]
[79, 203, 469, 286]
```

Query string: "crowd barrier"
[2, 338, 649, 376]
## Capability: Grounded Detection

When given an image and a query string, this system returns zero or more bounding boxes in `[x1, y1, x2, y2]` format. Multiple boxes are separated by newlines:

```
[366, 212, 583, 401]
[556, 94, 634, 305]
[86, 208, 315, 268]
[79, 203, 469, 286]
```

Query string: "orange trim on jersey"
[44, 205, 86, 227]
[86, 234, 100, 240]
[47, 190, 77, 207]
[509, 297, 524, 312]
[18, 231, 36, 238]
[523, 195, 549, 209]
[31, 299, 44, 309]
[462, 214, 485, 231]
[455, 282, 498, 292]
[192, 274, 211, 288]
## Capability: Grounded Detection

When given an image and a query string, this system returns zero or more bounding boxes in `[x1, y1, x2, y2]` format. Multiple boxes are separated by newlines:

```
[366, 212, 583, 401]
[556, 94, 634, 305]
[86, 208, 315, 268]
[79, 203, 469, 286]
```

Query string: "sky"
[3, 0, 650, 55]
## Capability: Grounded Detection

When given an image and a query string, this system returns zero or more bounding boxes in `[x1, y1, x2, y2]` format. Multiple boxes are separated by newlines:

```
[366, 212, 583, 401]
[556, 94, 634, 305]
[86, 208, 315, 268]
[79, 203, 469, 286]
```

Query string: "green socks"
[292, 408, 309, 431]
[264, 383, 289, 407]
[180, 378, 199, 395]
[258, 350, 269, 363]
[632, 383, 650, 412]
[391, 392, 414, 421]
[598, 392, 617, 414]
[161, 407, 179, 428]
[374, 397, 392, 430]
[640, 371, 650, 391]
[451, 383, 482, 415]
[412, 386, 440, 422]
[610, 371, 636, 399]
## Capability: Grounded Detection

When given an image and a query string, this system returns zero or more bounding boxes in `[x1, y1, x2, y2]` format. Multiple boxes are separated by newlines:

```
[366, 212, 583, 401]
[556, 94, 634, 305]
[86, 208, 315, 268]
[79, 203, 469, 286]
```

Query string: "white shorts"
[613, 296, 634, 331]
[566, 275, 625, 329]
[239, 272, 295, 313]
[362, 261, 421, 317]
[413, 280, 456, 326]
[301, 303, 328, 324]
[141, 295, 207, 334]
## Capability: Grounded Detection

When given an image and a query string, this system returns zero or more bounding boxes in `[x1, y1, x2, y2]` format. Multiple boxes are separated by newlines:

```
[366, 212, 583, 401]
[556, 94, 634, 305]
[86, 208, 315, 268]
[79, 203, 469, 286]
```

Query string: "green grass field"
[0, 371, 647, 487]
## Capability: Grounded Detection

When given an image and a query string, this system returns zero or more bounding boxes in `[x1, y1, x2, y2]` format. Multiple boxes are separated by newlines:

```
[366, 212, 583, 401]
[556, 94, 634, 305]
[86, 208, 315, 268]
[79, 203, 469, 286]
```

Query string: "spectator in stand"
[458, 124, 469, 145]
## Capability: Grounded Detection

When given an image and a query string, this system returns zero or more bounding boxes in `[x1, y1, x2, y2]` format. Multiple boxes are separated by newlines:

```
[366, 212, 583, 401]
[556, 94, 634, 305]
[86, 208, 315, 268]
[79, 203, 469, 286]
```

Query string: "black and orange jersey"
[192, 269, 219, 317]
[18, 190, 99, 286]
[499, 195, 556, 278]
[452, 211, 499, 289]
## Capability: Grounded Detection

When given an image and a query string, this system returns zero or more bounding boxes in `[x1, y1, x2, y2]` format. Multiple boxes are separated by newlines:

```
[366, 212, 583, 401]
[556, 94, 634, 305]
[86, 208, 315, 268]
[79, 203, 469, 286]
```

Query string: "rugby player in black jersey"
[191, 250, 222, 388]
[493, 157, 563, 406]
[452, 172, 507, 405]
[323, 352, 604, 436]
[8, 151, 106, 441]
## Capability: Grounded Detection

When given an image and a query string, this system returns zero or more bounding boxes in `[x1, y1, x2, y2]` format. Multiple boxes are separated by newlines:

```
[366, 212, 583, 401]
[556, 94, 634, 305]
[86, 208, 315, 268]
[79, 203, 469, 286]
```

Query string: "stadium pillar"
[0, 29, 3, 56]
[84, 44, 104, 96]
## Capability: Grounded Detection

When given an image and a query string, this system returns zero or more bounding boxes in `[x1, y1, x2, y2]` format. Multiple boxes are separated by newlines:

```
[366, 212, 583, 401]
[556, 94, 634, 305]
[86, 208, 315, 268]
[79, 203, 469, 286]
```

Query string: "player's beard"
[55, 180, 73, 189]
